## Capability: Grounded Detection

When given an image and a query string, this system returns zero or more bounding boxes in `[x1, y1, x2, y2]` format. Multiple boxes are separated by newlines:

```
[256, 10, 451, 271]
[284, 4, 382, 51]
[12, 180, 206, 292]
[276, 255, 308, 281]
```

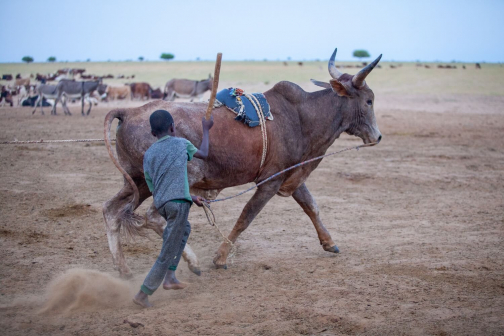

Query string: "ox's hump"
[267, 81, 307, 105]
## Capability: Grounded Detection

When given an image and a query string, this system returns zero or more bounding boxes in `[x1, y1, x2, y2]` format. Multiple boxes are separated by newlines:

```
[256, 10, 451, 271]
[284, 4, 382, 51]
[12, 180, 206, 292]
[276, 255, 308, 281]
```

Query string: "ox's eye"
[367, 100, 373, 106]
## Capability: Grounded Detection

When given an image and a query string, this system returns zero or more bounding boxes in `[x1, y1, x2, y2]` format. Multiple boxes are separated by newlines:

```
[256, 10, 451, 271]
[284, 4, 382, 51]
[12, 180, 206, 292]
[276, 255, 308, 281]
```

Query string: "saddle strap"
[245, 93, 268, 176]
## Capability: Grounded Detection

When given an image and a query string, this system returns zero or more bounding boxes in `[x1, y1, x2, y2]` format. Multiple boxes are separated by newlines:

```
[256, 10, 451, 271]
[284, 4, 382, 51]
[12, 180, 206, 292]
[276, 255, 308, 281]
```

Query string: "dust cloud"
[39, 268, 132, 315]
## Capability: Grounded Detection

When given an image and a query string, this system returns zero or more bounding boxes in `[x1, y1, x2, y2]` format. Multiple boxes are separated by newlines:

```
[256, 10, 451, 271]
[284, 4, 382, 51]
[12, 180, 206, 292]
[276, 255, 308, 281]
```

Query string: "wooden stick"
[205, 53, 222, 120]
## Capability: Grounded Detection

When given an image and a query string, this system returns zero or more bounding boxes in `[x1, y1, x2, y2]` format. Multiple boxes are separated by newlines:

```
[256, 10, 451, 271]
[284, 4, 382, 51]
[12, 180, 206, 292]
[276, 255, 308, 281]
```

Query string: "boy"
[133, 109, 214, 308]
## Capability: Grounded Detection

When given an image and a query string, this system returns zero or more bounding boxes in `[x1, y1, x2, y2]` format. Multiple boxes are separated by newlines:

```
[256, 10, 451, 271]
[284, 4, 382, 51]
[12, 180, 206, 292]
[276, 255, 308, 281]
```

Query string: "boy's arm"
[191, 195, 205, 206]
[193, 116, 214, 160]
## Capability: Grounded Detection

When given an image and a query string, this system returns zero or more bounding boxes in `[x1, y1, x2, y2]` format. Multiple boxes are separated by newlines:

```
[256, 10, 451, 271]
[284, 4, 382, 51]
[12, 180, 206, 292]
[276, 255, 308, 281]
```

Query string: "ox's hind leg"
[144, 202, 201, 276]
[292, 183, 339, 253]
[103, 178, 150, 278]
[213, 178, 283, 269]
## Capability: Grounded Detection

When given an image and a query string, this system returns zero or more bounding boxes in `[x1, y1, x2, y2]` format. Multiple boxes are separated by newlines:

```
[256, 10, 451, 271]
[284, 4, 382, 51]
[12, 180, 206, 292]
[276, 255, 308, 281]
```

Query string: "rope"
[0, 138, 116, 145]
[245, 93, 268, 171]
[202, 202, 237, 260]
[207, 142, 375, 204]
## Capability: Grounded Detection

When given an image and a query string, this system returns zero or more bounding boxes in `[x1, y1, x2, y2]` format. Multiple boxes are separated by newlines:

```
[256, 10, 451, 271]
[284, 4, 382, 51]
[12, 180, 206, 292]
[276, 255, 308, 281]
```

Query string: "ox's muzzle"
[363, 128, 382, 146]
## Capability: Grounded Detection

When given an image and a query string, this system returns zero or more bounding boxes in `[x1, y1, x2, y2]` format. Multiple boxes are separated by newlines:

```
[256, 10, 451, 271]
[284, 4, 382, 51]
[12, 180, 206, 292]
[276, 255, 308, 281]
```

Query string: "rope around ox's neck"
[201, 141, 377, 260]
[206, 142, 376, 204]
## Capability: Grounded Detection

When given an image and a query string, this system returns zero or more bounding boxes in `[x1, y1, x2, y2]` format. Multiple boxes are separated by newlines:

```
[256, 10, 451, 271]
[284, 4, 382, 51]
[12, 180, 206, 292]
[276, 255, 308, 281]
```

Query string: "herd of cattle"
[0, 62, 483, 113]
[0, 68, 214, 114]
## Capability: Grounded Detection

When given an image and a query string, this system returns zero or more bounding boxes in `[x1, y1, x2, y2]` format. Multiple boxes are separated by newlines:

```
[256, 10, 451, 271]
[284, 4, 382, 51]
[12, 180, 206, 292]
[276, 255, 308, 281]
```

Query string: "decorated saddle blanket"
[215, 88, 273, 127]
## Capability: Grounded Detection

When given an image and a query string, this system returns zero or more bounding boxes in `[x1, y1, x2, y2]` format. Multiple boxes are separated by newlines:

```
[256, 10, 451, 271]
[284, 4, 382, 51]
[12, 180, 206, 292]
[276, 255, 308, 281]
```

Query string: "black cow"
[21, 95, 52, 107]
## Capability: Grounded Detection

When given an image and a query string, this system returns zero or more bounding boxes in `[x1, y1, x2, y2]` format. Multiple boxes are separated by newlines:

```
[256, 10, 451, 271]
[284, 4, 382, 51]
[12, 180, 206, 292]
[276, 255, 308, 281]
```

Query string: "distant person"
[133, 109, 214, 308]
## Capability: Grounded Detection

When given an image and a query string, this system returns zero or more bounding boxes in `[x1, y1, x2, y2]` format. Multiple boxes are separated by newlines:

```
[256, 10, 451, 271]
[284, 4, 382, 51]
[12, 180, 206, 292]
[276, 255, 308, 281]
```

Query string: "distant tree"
[160, 53, 175, 61]
[138, 56, 144, 61]
[22, 56, 34, 63]
[47, 56, 56, 62]
[353, 50, 370, 60]
[86, 58, 91, 62]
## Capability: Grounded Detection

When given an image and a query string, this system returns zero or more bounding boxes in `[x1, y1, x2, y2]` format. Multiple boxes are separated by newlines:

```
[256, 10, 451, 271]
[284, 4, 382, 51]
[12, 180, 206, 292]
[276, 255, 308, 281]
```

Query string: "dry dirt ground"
[0, 81, 503, 335]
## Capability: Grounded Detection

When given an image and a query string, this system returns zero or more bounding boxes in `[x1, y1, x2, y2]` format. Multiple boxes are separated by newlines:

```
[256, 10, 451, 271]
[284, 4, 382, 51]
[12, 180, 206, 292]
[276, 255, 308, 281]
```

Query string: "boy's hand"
[191, 195, 206, 207]
[202, 116, 214, 131]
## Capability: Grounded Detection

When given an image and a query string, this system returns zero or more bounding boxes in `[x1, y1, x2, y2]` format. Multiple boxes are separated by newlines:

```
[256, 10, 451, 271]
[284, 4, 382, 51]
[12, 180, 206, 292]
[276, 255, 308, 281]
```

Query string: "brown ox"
[106, 85, 131, 101]
[0, 86, 14, 107]
[130, 82, 152, 100]
[163, 75, 213, 102]
[150, 87, 164, 99]
[103, 48, 383, 278]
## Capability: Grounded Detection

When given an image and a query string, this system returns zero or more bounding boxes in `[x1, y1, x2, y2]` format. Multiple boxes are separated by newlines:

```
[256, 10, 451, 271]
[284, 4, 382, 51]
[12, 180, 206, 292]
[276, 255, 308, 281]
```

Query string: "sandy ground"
[0, 81, 503, 335]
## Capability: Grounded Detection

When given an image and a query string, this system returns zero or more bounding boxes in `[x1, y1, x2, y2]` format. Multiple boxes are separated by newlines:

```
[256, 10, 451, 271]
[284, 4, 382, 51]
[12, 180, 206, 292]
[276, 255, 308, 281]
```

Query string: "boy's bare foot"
[163, 270, 189, 290]
[133, 291, 153, 308]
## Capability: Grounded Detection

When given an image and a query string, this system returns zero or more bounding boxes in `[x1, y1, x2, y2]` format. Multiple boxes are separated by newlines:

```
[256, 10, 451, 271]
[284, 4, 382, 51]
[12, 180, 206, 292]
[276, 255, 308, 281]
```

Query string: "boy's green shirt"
[144, 135, 198, 203]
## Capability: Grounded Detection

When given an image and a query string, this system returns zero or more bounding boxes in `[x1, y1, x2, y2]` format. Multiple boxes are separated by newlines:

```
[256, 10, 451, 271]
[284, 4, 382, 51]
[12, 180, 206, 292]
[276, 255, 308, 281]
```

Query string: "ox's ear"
[329, 79, 350, 97]
[310, 79, 332, 90]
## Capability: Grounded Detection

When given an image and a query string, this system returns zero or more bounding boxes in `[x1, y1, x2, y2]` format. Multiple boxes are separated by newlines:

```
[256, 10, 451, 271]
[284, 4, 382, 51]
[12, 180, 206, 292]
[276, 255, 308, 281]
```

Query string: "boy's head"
[150, 109, 175, 137]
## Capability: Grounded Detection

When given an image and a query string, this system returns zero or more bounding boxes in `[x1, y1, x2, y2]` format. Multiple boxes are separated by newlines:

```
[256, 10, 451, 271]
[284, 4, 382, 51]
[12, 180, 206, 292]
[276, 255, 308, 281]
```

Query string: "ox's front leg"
[213, 178, 283, 269]
[144, 202, 201, 276]
[292, 183, 339, 253]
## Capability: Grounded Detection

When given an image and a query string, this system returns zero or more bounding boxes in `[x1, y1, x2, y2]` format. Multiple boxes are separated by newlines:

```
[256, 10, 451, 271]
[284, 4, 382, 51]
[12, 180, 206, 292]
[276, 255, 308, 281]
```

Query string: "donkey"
[32, 83, 58, 115]
[164, 75, 213, 102]
[53, 79, 101, 115]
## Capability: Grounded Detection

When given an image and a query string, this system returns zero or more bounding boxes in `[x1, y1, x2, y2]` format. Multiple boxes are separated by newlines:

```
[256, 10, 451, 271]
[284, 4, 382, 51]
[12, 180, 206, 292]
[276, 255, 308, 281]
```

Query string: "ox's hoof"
[213, 257, 228, 270]
[215, 263, 228, 270]
[213, 252, 229, 270]
[188, 264, 201, 276]
[324, 244, 340, 253]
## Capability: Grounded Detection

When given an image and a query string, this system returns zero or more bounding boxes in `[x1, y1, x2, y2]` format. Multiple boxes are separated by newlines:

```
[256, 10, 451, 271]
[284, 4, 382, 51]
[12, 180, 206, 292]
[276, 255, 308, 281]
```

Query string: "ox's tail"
[104, 109, 144, 240]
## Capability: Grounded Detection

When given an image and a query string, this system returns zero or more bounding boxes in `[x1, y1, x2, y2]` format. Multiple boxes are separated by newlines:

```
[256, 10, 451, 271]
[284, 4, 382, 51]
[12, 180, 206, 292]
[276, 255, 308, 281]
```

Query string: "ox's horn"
[328, 48, 343, 79]
[352, 54, 382, 89]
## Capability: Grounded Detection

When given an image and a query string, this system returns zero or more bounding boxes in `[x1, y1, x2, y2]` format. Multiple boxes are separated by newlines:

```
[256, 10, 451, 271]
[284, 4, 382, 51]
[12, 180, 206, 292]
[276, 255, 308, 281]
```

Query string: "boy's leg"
[163, 219, 191, 290]
[137, 202, 191, 301]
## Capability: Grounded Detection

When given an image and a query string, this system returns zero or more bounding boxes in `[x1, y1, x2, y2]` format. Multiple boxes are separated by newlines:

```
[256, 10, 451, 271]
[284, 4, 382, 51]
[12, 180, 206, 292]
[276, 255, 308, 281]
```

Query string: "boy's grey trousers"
[140, 201, 191, 295]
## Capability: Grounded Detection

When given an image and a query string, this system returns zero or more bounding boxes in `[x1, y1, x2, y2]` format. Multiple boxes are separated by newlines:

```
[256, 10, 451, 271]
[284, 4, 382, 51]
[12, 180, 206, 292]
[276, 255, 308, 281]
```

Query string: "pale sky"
[1, 0, 503, 63]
